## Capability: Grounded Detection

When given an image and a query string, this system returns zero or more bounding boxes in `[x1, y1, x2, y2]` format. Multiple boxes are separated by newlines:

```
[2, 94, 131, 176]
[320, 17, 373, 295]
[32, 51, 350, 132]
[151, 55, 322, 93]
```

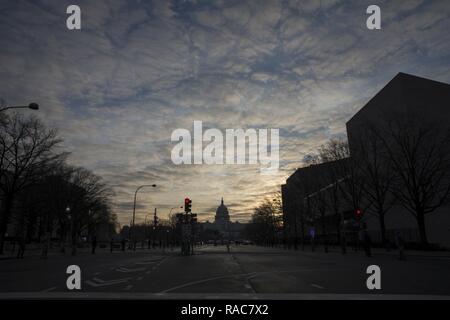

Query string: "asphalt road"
[1, 245, 450, 299]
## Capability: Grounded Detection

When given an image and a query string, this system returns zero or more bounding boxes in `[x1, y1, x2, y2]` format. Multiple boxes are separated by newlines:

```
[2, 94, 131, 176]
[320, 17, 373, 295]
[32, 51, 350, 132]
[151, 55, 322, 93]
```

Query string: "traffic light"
[355, 208, 363, 219]
[184, 197, 192, 213]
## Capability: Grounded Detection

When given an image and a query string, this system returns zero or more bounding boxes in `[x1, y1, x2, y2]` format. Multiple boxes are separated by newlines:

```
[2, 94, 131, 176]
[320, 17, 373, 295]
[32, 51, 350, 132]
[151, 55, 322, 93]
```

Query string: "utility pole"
[152, 208, 158, 249]
[153, 208, 158, 228]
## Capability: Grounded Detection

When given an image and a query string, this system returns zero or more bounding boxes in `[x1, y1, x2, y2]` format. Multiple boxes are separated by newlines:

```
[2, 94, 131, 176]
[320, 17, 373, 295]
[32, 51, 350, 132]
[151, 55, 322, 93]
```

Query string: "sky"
[1, 0, 450, 226]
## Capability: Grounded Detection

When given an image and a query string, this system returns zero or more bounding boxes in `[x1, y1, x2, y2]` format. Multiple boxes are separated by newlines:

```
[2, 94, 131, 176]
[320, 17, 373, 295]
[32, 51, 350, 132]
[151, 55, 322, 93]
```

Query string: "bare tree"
[281, 183, 300, 250]
[352, 126, 395, 247]
[377, 114, 450, 246]
[287, 178, 311, 251]
[64, 167, 114, 255]
[0, 113, 63, 254]
[308, 183, 330, 253]
[246, 195, 283, 246]
[316, 139, 351, 254]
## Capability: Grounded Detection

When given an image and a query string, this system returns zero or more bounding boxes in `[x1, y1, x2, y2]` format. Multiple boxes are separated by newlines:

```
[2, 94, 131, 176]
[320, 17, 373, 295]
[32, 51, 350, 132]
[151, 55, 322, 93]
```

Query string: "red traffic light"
[355, 208, 362, 217]
[184, 197, 192, 212]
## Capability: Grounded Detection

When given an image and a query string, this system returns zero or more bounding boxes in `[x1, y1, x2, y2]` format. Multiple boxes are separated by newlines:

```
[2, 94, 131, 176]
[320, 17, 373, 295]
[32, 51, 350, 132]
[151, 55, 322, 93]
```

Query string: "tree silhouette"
[0, 113, 63, 254]
[376, 114, 450, 246]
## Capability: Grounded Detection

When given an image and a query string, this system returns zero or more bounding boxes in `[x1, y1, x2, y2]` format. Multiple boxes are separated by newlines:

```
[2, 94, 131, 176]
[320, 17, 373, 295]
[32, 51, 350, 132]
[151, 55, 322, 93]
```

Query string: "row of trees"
[0, 113, 116, 255]
[243, 192, 283, 246]
[233, 113, 450, 250]
[297, 114, 450, 248]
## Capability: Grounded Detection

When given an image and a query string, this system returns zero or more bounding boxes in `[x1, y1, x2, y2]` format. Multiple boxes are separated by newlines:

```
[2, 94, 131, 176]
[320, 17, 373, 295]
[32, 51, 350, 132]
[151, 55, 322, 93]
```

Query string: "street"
[1, 245, 450, 299]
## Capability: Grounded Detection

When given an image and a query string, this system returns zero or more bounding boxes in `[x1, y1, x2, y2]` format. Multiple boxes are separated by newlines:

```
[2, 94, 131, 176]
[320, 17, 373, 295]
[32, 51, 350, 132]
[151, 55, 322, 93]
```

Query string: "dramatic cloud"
[1, 0, 449, 224]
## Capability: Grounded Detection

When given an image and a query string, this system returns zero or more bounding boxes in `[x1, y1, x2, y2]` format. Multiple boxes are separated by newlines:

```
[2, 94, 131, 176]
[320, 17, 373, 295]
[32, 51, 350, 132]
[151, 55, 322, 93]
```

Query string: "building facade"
[282, 73, 450, 249]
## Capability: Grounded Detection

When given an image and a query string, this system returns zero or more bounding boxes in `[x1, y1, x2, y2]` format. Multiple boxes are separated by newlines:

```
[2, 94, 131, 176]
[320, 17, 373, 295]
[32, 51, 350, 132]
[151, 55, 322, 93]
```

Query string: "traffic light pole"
[181, 198, 195, 256]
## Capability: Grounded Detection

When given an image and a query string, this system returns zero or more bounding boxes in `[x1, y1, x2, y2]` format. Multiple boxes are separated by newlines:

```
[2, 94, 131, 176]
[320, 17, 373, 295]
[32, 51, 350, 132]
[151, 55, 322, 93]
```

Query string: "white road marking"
[41, 286, 57, 292]
[124, 285, 133, 290]
[159, 272, 258, 293]
[141, 256, 169, 276]
[311, 284, 324, 289]
[85, 277, 132, 288]
[116, 267, 146, 273]
[134, 257, 165, 265]
[134, 261, 156, 265]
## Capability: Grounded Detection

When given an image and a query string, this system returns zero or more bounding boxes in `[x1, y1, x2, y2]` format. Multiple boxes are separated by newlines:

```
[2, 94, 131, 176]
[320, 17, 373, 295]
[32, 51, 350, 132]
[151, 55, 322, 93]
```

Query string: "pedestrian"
[121, 238, 126, 251]
[91, 235, 97, 254]
[41, 231, 50, 259]
[395, 231, 406, 261]
[359, 223, 372, 257]
[110, 237, 114, 253]
[310, 228, 315, 252]
[17, 236, 26, 259]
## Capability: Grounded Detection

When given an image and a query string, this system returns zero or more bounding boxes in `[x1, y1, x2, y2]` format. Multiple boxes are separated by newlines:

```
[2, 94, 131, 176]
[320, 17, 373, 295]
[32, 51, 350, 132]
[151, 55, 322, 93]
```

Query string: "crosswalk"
[84, 255, 167, 288]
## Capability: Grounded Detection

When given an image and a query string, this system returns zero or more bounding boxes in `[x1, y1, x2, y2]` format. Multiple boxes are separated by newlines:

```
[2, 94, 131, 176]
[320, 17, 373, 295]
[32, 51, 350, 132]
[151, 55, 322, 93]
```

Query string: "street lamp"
[168, 206, 183, 221]
[129, 184, 157, 243]
[0, 102, 39, 112]
[66, 206, 73, 254]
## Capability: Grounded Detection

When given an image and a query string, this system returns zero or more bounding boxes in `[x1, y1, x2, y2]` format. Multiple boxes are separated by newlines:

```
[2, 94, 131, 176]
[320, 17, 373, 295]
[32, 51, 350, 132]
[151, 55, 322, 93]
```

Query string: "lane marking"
[311, 284, 324, 289]
[85, 277, 132, 288]
[41, 286, 57, 292]
[159, 272, 258, 293]
[116, 267, 146, 273]
[134, 257, 165, 265]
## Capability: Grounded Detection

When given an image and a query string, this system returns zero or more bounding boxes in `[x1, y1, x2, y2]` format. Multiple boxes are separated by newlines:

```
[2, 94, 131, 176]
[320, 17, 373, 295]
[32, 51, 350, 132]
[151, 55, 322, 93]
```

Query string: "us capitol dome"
[215, 198, 230, 226]
[200, 197, 246, 240]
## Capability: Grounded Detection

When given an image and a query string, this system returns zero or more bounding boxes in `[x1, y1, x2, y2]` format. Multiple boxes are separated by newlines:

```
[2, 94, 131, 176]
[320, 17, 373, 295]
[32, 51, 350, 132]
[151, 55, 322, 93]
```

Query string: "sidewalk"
[284, 244, 450, 259]
[0, 245, 177, 261]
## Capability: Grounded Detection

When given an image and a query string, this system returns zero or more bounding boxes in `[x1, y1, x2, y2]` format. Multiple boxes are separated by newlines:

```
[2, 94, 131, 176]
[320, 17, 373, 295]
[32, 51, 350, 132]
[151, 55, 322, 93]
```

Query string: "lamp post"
[169, 206, 182, 215]
[129, 184, 156, 248]
[66, 206, 75, 255]
[271, 198, 278, 247]
[168, 206, 183, 222]
[0, 102, 39, 112]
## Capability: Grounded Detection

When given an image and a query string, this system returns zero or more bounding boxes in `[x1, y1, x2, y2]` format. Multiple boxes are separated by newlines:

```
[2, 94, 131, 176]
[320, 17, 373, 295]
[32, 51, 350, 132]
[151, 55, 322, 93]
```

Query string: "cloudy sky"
[1, 0, 450, 225]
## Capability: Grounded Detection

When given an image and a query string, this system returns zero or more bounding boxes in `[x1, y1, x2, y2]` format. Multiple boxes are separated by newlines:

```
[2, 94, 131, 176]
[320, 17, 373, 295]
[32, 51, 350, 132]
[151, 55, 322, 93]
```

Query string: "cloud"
[1, 0, 450, 225]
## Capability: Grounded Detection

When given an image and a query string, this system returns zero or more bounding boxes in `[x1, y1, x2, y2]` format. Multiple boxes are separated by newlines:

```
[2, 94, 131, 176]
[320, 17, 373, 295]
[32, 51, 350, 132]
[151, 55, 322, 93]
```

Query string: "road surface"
[1, 245, 450, 299]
